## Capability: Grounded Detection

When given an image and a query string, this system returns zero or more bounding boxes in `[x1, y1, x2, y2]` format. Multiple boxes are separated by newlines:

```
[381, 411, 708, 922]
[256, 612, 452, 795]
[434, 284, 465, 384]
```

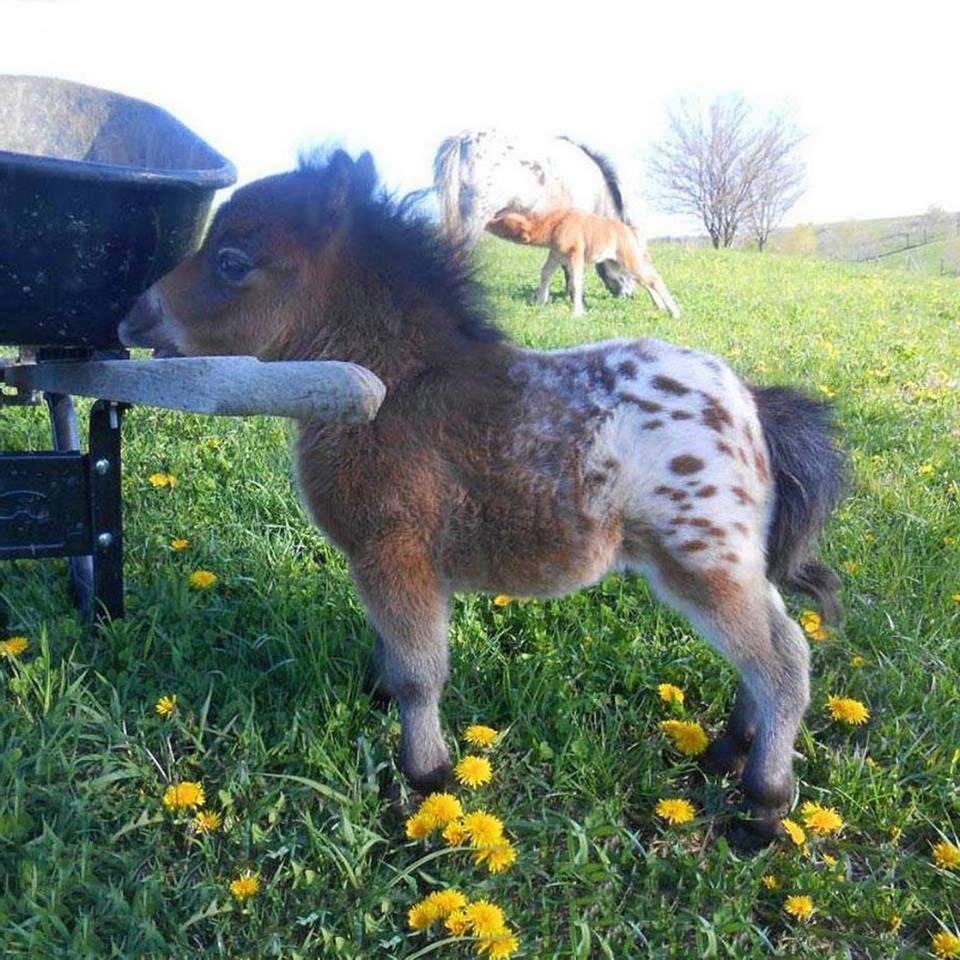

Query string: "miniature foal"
[120, 151, 845, 844]
[487, 208, 681, 318]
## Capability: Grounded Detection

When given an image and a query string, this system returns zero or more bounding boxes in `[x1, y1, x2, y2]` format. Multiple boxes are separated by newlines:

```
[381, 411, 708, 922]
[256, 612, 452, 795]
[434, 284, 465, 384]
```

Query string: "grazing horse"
[488, 208, 682, 317]
[434, 130, 677, 308]
[120, 150, 845, 846]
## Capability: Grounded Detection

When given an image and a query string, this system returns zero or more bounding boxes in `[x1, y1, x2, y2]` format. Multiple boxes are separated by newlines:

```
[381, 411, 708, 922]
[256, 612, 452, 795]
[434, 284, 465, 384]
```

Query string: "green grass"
[2, 241, 959, 958]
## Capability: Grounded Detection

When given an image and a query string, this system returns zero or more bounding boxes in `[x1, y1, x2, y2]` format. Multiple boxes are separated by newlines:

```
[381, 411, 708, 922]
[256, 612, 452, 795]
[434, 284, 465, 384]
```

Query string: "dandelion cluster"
[798, 609, 828, 642]
[405, 726, 519, 956]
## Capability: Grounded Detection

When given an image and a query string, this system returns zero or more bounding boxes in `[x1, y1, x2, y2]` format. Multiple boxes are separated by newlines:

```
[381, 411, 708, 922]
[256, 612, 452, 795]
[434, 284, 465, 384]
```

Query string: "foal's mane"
[298, 152, 505, 345]
[559, 137, 628, 223]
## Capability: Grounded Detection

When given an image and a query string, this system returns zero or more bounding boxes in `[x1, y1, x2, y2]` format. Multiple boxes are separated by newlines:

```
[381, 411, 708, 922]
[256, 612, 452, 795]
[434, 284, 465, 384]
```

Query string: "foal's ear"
[323, 150, 355, 218]
[352, 151, 377, 201]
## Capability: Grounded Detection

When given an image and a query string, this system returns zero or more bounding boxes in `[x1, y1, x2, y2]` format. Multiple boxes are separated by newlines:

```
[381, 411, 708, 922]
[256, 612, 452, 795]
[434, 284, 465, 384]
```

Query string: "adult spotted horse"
[434, 129, 680, 316]
[121, 149, 845, 848]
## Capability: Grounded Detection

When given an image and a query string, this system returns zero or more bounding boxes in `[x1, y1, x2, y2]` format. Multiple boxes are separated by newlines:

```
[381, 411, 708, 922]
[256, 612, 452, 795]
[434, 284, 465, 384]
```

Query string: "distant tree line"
[648, 95, 805, 251]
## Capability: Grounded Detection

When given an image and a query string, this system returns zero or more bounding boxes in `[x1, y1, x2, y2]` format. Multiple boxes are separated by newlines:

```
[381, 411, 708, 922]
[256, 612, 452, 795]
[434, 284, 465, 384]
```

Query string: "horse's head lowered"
[119, 151, 378, 359]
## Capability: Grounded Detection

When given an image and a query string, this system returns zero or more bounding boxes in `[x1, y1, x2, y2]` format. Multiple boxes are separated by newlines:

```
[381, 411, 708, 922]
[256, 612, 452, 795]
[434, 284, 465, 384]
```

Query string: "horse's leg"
[702, 680, 755, 776]
[353, 559, 451, 792]
[596, 260, 635, 297]
[568, 249, 586, 316]
[539, 252, 562, 305]
[645, 561, 809, 845]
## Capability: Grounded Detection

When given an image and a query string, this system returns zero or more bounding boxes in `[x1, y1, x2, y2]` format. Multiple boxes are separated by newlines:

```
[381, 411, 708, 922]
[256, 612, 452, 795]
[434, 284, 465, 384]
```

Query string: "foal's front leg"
[353, 562, 451, 792]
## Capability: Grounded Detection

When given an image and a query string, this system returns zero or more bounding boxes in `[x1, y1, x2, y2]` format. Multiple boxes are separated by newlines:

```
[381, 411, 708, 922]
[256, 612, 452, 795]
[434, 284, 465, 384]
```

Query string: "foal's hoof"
[701, 735, 749, 778]
[727, 814, 784, 854]
[405, 761, 452, 796]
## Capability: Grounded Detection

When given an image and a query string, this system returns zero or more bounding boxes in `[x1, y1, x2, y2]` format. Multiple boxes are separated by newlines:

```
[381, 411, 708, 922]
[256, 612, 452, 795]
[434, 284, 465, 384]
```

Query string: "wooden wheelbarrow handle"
[2, 356, 385, 423]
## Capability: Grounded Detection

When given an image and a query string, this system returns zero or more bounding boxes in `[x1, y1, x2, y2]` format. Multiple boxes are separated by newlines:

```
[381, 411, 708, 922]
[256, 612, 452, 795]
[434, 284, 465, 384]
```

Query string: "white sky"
[3, 0, 959, 236]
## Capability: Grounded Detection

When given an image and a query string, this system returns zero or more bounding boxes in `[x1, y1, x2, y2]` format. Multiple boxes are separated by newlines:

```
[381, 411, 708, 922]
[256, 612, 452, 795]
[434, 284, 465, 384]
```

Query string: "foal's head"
[120, 150, 500, 366]
[486, 212, 533, 245]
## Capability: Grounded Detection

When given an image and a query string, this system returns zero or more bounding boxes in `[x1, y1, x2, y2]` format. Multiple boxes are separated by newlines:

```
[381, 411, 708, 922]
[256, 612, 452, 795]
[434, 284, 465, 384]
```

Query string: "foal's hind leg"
[647, 562, 809, 843]
[539, 251, 562, 305]
[701, 680, 755, 777]
[352, 558, 451, 792]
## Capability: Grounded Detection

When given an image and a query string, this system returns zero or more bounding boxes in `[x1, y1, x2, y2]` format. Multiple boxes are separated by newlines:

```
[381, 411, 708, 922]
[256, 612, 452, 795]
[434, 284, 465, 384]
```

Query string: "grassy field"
[1, 241, 959, 959]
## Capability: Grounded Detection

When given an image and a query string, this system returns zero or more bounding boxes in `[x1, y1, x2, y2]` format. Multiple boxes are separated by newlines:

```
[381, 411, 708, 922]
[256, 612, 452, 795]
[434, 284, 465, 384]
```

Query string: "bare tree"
[648, 95, 806, 250]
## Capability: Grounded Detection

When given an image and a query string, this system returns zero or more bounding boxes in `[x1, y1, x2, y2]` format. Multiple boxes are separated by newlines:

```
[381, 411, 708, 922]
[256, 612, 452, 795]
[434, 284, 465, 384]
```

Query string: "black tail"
[752, 386, 847, 624]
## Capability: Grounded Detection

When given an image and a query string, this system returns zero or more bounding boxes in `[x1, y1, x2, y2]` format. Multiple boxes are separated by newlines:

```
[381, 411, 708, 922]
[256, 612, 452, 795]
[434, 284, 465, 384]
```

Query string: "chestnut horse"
[120, 150, 845, 845]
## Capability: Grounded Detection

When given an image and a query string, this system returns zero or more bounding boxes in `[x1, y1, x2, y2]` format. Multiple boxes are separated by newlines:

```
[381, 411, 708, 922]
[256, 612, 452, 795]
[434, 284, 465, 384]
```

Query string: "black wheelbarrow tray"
[0, 76, 384, 618]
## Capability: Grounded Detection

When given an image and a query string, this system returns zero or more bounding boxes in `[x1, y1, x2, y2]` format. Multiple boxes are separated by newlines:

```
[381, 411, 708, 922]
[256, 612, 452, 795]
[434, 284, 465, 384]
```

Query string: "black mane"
[559, 137, 628, 224]
[297, 151, 505, 345]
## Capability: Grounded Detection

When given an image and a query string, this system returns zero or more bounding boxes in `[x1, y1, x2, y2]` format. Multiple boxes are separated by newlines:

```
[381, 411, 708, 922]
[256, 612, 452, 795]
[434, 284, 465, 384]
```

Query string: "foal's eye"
[215, 248, 253, 284]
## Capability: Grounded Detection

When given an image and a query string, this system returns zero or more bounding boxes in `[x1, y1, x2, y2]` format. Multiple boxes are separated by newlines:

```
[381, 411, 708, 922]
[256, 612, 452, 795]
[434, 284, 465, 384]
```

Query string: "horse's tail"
[560, 137, 631, 226]
[752, 386, 846, 624]
[434, 135, 477, 247]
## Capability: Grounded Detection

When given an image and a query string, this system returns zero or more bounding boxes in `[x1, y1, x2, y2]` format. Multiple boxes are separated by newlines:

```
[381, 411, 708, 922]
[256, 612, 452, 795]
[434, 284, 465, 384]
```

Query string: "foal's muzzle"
[118, 287, 183, 357]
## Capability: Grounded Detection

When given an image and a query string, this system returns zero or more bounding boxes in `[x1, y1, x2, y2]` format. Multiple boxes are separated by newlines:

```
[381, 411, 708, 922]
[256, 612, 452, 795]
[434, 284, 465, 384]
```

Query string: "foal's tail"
[752, 386, 847, 624]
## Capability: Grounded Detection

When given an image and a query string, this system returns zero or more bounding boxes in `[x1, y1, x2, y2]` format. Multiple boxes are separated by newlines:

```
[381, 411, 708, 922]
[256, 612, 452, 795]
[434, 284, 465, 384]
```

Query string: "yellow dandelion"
[822, 853, 837, 867]
[188, 569, 217, 589]
[464, 724, 499, 749]
[781, 818, 806, 847]
[423, 889, 467, 918]
[888, 915, 902, 934]
[657, 683, 685, 705]
[784, 895, 814, 921]
[148, 472, 176, 488]
[408, 900, 435, 931]
[461, 810, 504, 846]
[654, 797, 696, 825]
[162, 780, 205, 811]
[405, 811, 437, 840]
[932, 840, 960, 870]
[761, 874, 780, 890]
[843, 561, 860, 574]
[800, 802, 844, 837]
[888, 825, 902, 842]
[464, 900, 506, 937]
[850, 655, 865, 668]
[933, 931, 960, 958]
[445, 909, 471, 936]
[798, 610, 821, 635]
[825, 695, 869, 725]
[474, 840, 517, 874]
[944, 536, 957, 547]
[170, 538, 189, 551]
[492, 595, 512, 607]
[155, 694, 177, 718]
[659, 719, 709, 757]
[419, 792, 463, 826]
[442, 818, 469, 846]
[817, 384, 835, 399]
[952, 593, 960, 604]
[477, 930, 520, 959]
[228, 870, 259, 902]
[809, 626, 829, 642]
[865, 755, 879, 768]
[0, 636, 29, 658]
[192, 809, 222, 834]
[919, 463, 935, 476]
[454, 754, 492, 788]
